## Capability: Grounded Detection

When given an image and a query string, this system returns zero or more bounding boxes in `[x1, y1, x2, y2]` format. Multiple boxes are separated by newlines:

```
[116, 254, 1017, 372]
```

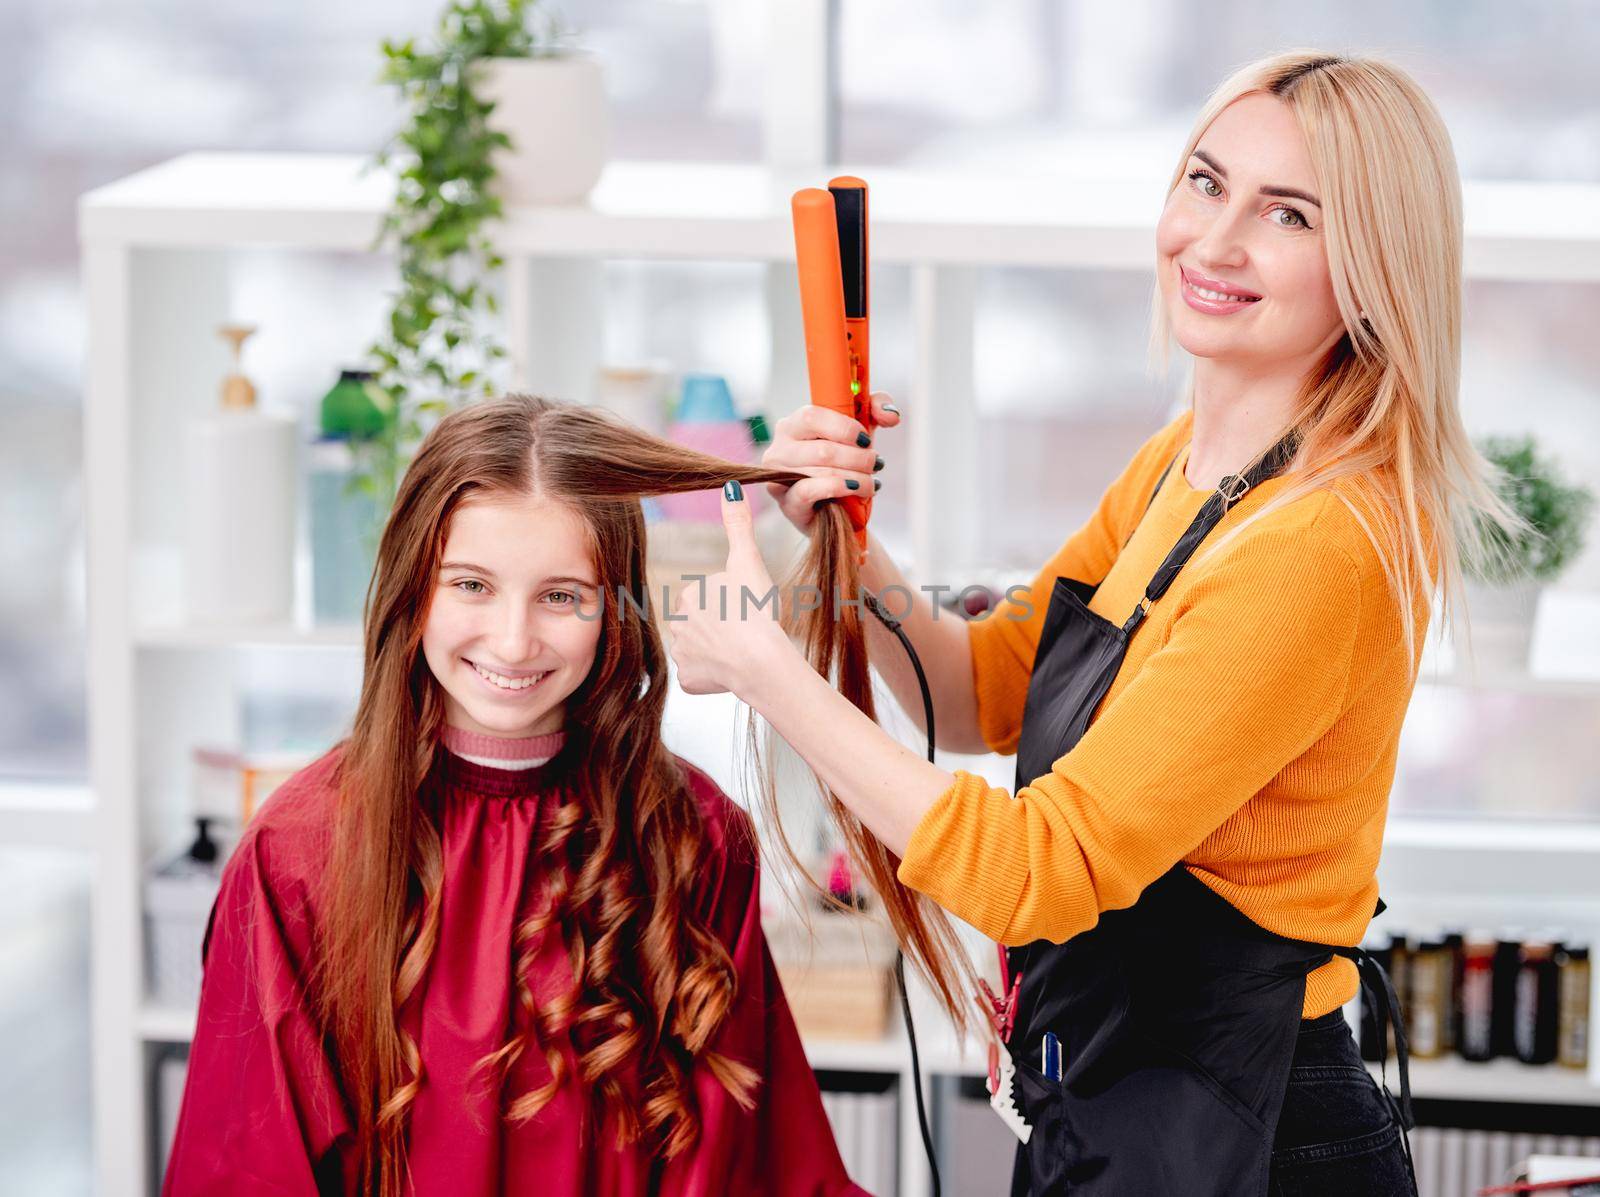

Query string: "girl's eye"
[1271, 205, 1311, 230]
[545, 591, 576, 607]
[453, 579, 487, 595]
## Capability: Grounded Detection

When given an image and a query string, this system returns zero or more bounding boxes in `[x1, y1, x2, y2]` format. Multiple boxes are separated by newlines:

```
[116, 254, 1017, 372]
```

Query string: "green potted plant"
[358, 0, 583, 511]
[1463, 434, 1594, 671]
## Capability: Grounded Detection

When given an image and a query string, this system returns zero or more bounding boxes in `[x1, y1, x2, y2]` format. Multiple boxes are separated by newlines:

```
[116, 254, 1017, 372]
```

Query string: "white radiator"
[1412, 1127, 1600, 1196]
[819, 1086, 898, 1196]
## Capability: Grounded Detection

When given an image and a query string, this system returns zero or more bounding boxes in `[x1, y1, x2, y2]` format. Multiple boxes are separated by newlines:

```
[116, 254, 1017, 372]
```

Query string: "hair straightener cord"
[862, 588, 942, 1197]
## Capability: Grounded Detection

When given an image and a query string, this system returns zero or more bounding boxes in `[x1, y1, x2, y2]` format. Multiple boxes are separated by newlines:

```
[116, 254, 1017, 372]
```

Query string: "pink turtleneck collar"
[435, 724, 573, 799]
[441, 724, 566, 770]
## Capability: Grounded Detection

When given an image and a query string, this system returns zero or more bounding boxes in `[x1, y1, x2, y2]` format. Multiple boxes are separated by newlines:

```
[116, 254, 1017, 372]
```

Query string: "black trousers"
[1268, 1011, 1418, 1196]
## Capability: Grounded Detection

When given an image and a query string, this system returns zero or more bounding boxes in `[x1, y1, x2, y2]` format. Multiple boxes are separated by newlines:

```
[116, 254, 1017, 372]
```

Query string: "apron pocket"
[1114, 1036, 1275, 1195]
[1142, 1035, 1269, 1137]
[1010, 1057, 1069, 1196]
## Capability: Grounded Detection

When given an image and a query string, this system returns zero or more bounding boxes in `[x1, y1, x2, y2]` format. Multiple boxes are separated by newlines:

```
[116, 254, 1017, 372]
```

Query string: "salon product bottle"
[183, 324, 297, 623]
[1557, 943, 1590, 1069]
[1441, 930, 1463, 1052]
[823, 848, 866, 912]
[309, 369, 388, 624]
[595, 364, 667, 434]
[1387, 932, 1411, 1058]
[187, 817, 219, 865]
[1408, 937, 1448, 1059]
[658, 374, 757, 522]
[319, 368, 388, 439]
[1491, 933, 1525, 1059]
[1514, 939, 1560, 1065]
[1459, 934, 1496, 1062]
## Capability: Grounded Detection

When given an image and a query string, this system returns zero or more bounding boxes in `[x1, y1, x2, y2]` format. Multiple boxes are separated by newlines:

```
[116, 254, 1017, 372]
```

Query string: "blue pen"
[1042, 1031, 1062, 1082]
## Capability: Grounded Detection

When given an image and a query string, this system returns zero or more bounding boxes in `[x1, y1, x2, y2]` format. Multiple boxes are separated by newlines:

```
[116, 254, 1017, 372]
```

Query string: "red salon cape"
[162, 745, 869, 1196]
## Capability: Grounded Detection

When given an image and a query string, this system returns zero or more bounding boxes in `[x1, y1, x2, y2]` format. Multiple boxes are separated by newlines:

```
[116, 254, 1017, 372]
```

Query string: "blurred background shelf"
[80, 153, 1600, 280]
[1370, 1056, 1600, 1108]
[133, 622, 363, 650]
[135, 1004, 196, 1046]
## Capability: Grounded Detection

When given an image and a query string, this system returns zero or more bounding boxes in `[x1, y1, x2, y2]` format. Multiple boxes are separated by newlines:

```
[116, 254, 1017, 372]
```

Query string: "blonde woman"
[669, 51, 1520, 1196]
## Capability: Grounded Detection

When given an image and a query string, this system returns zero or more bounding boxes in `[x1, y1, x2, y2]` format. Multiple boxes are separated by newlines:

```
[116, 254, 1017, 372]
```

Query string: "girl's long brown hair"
[316, 394, 971, 1194]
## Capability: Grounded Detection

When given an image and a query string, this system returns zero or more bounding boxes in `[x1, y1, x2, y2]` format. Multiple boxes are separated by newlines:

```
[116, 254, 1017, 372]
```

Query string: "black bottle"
[1491, 935, 1524, 1059]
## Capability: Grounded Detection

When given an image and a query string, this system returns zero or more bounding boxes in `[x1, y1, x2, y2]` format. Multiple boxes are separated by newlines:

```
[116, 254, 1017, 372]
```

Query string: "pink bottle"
[656, 374, 763, 522]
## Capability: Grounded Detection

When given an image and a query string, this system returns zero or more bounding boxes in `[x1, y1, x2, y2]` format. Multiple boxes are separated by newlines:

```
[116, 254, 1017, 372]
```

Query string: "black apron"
[1001, 435, 1414, 1197]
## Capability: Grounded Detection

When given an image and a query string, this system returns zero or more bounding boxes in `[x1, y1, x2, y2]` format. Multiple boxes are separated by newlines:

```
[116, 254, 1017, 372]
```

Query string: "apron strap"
[1122, 429, 1301, 636]
[1336, 944, 1416, 1134]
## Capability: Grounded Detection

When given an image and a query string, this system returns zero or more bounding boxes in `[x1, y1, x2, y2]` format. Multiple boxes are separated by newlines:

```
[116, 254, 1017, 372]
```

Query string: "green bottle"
[310, 370, 388, 624]
[318, 369, 389, 440]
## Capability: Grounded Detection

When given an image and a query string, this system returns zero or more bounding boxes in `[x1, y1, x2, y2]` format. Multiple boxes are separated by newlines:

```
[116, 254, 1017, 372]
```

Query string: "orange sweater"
[897, 409, 1430, 1017]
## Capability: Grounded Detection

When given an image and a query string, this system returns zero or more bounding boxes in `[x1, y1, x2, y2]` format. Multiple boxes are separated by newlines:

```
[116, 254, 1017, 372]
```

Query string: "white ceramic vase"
[1460, 576, 1542, 674]
[476, 55, 608, 205]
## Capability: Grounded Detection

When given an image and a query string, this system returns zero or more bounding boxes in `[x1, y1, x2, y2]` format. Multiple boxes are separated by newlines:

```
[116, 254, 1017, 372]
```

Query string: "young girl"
[161, 395, 878, 1196]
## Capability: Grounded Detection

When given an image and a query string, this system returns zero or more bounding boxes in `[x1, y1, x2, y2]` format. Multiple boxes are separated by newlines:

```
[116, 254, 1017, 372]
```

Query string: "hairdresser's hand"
[761, 392, 901, 536]
[669, 481, 799, 698]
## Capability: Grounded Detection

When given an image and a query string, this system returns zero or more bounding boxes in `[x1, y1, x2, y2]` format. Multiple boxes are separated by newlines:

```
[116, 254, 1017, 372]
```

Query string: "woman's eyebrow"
[1192, 148, 1322, 208]
[439, 562, 598, 587]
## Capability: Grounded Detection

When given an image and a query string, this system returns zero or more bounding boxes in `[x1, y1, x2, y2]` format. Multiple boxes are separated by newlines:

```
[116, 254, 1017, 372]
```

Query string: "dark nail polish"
[856, 431, 872, 448]
[845, 479, 860, 490]
[723, 479, 744, 502]
[873, 477, 883, 492]
[873, 454, 885, 472]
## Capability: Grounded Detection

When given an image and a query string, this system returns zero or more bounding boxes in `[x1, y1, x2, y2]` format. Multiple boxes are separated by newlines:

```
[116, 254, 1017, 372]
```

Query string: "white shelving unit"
[82, 153, 1600, 1197]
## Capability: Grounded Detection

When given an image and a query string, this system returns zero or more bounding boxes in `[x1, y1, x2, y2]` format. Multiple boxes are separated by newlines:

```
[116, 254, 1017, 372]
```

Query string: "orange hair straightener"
[797, 178, 954, 1192]
[792, 176, 872, 557]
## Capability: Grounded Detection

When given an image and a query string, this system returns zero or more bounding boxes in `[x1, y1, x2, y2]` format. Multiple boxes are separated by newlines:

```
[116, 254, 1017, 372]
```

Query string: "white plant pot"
[1460, 577, 1542, 674]
[476, 55, 608, 205]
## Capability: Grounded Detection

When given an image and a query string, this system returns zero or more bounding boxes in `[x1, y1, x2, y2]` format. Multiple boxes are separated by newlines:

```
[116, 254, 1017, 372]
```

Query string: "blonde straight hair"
[1149, 50, 1527, 671]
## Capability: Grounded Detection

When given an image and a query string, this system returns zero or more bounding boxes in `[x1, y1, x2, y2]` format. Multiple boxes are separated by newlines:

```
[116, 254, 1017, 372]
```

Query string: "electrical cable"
[861, 587, 942, 1197]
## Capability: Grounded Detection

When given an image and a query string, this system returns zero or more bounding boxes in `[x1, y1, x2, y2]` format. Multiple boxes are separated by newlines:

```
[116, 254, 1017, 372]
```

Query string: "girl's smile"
[465, 658, 554, 695]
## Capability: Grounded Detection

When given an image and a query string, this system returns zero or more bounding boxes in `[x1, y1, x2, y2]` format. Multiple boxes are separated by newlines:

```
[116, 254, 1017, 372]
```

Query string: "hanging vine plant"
[357, 0, 570, 505]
